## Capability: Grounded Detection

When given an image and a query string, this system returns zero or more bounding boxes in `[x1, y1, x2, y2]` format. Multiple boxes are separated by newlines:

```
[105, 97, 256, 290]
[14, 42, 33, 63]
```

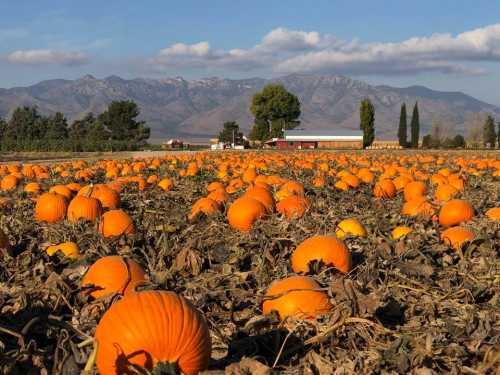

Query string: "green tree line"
[0, 100, 150, 152]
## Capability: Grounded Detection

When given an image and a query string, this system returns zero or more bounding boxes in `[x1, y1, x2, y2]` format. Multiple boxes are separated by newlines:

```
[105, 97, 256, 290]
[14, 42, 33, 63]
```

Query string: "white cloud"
[6, 49, 88, 66]
[152, 24, 500, 76]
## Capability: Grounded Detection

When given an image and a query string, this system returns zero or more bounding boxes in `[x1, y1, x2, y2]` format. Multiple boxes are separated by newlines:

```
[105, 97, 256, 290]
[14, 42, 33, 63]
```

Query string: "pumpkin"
[99, 210, 135, 237]
[158, 178, 174, 191]
[24, 182, 41, 194]
[402, 197, 435, 217]
[67, 195, 102, 222]
[335, 218, 367, 238]
[391, 226, 413, 240]
[0, 175, 19, 191]
[207, 189, 229, 205]
[243, 186, 275, 213]
[434, 184, 458, 202]
[262, 276, 332, 320]
[276, 195, 310, 219]
[207, 181, 225, 192]
[66, 182, 82, 192]
[438, 199, 474, 226]
[440, 227, 475, 250]
[334, 180, 349, 191]
[227, 197, 266, 232]
[81, 255, 146, 298]
[291, 235, 351, 274]
[485, 207, 500, 221]
[188, 198, 219, 220]
[78, 184, 121, 209]
[95, 290, 211, 375]
[404, 181, 427, 201]
[49, 185, 73, 200]
[46, 242, 79, 260]
[373, 179, 397, 198]
[35, 192, 68, 223]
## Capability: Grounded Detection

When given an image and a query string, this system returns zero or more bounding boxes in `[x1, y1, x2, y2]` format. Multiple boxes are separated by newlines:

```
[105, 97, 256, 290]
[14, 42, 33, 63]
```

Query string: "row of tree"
[397, 103, 421, 148]
[0, 101, 150, 152]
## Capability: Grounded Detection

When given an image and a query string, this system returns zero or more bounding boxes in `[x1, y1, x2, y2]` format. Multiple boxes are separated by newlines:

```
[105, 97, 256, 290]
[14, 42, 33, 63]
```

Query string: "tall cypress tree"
[410, 102, 420, 148]
[497, 121, 500, 148]
[398, 103, 407, 147]
[360, 98, 375, 148]
[483, 115, 496, 148]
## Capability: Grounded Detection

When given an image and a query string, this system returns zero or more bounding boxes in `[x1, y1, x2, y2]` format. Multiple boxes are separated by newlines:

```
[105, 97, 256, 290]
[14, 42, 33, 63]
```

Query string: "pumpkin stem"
[152, 361, 180, 375]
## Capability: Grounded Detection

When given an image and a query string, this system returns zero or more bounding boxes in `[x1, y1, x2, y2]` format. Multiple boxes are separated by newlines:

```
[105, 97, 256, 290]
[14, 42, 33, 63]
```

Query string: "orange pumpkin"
[24, 182, 41, 194]
[35, 192, 68, 223]
[438, 199, 474, 226]
[78, 184, 121, 209]
[404, 181, 427, 201]
[207, 189, 229, 205]
[243, 186, 275, 213]
[441, 227, 475, 250]
[402, 197, 435, 217]
[434, 184, 458, 202]
[158, 178, 174, 191]
[485, 207, 500, 221]
[262, 276, 332, 319]
[95, 290, 211, 375]
[188, 198, 219, 220]
[67, 196, 102, 222]
[335, 218, 367, 238]
[46, 242, 79, 259]
[291, 235, 351, 273]
[82, 256, 146, 299]
[49, 185, 73, 200]
[373, 179, 397, 198]
[227, 197, 266, 232]
[391, 226, 412, 240]
[99, 210, 135, 237]
[276, 195, 310, 219]
[0, 175, 19, 191]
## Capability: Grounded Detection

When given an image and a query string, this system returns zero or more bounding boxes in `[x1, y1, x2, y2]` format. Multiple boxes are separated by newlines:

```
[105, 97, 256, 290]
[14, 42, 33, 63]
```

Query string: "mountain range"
[1, 73, 499, 141]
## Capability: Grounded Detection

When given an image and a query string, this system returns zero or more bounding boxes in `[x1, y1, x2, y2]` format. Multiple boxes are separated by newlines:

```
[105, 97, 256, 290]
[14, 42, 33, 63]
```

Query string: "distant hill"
[1, 73, 499, 140]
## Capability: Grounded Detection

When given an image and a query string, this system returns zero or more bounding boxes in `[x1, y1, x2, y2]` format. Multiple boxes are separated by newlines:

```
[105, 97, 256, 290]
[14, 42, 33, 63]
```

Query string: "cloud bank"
[152, 24, 500, 76]
[7, 49, 88, 66]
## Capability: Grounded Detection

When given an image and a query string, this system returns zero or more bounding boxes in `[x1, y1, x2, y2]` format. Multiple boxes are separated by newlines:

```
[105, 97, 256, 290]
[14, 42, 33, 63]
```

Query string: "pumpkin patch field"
[0, 150, 498, 374]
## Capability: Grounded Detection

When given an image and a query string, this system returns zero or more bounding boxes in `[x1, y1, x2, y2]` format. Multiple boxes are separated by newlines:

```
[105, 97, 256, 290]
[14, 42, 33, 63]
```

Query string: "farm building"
[265, 129, 364, 149]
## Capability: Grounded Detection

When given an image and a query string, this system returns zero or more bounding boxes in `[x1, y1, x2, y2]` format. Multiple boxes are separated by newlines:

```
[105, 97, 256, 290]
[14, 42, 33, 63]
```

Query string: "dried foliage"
[0, 150, 498, 375]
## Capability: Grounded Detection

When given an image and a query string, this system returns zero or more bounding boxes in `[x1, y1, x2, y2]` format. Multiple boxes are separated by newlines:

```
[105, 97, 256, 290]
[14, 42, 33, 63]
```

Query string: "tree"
[249, 118, 270, 143]
[45, 112, 68, 140]
[359, 98, 375, 148]
[465, 112, 485, 148]
[452, 134, 466, 148]
[397, 103, 407, 147]
[249, 84, 301, 140]
[410, 102, 420, 148]
[421, 134, 432, 148]
[483, 115, 496, 148]
[498, 121, 500, 148]
[3, 106, 44, 150]
[98, 100, 150, 145]
[218, 121, 243, 144]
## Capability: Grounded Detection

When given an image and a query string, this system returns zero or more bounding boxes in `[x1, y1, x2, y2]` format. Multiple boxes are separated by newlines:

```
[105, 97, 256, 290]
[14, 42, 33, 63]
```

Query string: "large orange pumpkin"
[434, 184, 458, 202]
[49, 185, 73, 200]
[291, 235, 351, 274]
[95, 290, 211, 375]
[99, 210, 136, 237]
[262, 276, 332, 319]
[0, 175, 19, 191]
[227, 197, 266, 232]
[35, 192, 68, 223]
[81, 255, 146, 299]
[438, 199, 474, 226]
[67, 195, 102, 222]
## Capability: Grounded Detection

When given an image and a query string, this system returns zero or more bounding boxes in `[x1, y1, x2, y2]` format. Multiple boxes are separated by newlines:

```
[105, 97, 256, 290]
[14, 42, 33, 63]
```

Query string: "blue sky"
[1, 0, 500, 105]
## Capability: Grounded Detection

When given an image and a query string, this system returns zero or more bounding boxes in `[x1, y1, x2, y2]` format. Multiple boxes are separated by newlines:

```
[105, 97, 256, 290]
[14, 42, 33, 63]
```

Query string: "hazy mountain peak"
[0, 73, 498, 140]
